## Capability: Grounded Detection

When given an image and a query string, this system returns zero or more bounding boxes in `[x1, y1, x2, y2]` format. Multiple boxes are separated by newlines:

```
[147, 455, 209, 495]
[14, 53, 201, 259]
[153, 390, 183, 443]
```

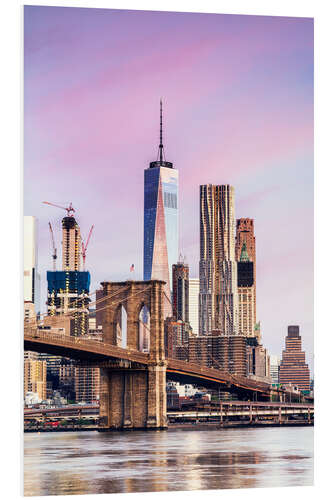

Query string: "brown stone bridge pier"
[97, 280, 167, 430]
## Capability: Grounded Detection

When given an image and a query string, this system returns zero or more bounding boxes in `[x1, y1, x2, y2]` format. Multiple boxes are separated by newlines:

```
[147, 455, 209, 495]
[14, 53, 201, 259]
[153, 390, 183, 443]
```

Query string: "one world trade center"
[143, 100, 178, 315]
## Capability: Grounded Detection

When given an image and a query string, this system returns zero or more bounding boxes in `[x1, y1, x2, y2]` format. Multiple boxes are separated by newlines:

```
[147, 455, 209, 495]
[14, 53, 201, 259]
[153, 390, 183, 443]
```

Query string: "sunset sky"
[24, 6, 314, 371]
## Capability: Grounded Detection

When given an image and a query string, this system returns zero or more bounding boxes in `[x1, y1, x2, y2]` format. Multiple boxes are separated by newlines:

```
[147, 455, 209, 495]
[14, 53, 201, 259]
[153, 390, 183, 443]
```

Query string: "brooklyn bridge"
[24, 280, 307, 430]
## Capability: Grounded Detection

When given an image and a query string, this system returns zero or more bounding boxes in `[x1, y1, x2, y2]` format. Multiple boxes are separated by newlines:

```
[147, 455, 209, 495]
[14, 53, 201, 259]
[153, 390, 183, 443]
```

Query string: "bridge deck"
[167, 358, 271, 393]
[24, 330, 295, 397]
[24, 329, 149, 365]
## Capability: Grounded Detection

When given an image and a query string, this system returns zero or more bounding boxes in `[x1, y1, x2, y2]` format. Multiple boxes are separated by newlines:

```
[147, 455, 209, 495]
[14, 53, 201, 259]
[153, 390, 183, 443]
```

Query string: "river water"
[24, 426, 313, 496]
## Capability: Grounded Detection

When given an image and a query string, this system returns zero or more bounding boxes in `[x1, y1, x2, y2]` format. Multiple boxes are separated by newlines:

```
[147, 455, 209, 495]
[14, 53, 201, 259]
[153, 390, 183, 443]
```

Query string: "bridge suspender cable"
[86, 286, 152, 317]
[25, 285, 152, 330]
[24, 285, 131, 326]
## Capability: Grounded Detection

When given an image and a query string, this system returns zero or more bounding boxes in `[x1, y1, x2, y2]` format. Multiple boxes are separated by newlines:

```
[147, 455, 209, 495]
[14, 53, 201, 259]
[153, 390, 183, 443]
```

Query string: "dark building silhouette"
[172, 261, 189, 322]
[279, 325, 310, 391]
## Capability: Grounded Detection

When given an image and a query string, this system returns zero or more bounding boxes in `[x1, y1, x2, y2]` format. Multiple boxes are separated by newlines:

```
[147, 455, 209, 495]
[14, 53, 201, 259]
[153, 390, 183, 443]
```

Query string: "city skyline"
[24, 6, 313, 372]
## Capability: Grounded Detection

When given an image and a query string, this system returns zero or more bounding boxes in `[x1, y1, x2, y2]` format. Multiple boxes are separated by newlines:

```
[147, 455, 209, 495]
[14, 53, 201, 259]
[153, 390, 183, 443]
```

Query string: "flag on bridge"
[130, 264, 135, 272]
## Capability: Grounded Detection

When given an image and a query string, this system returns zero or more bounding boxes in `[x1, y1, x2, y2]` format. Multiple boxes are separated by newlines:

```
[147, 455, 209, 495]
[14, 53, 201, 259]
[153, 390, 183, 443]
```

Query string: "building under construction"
[45, 204, 92, 336]
[47, 270, 90, 336]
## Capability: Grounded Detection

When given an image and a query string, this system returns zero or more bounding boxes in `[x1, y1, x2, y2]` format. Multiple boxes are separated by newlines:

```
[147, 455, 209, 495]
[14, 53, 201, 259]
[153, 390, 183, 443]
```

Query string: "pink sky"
[24, 6, 313, 373]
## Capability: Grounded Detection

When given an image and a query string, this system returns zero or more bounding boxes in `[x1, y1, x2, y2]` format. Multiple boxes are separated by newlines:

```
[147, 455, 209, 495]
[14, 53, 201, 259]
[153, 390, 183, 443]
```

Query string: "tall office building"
[237, 243, 255, 337]
[236, 218, 256, 324]
[270, 355, 280, 384]
[172, 260, 189, 322]
[189, 278, 199, 336]
[143, 100, 178, 315]
[199, 184, 239, 335]
[246, 342, 270, 381]
[24, 216, 41, 315]
[279, 326, 310, 391]
[47, 215, 90, 336]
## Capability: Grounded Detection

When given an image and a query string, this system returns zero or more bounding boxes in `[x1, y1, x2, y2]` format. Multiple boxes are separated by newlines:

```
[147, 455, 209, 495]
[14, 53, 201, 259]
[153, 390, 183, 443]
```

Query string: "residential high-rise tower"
[143, 100, 178, 315]
[62, 216, 81, 271]
[236, 218, 256, 324]
[237, 243, 255, 337]
[199, 184, 239, 335]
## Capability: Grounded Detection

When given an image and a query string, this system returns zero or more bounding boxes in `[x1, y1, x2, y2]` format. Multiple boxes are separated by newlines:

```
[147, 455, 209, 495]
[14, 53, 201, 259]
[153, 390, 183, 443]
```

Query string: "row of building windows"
[163, 191, 177, 209]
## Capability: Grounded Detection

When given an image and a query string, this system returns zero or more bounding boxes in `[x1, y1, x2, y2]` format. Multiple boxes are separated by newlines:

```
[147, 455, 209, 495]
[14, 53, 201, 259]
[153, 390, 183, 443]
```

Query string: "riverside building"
[24, 356, 47, 402]
[270, 355, 280, 385]
[279, 325, 310, 391]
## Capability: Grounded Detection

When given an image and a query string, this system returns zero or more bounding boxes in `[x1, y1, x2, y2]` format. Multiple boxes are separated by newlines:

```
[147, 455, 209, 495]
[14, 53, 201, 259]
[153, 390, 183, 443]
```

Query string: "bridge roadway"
[24, 401, 314, 424]
[169, 401, 314, 422]
[25, 329, 280, 399]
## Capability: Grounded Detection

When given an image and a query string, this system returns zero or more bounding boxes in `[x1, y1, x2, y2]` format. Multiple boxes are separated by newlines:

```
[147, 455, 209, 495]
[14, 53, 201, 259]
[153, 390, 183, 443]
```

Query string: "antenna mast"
[159, 98, 164, 162]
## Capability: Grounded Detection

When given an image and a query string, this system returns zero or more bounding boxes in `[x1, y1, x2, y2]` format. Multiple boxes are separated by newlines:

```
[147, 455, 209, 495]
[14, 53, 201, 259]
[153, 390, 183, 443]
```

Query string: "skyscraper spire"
[150, 98, 173, 169]
[159, 98, 164, 162]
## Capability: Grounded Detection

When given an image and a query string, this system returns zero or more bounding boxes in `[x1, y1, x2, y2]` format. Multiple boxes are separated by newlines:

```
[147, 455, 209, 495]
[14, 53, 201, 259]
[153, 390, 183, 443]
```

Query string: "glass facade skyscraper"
[143, 101, 178, 309]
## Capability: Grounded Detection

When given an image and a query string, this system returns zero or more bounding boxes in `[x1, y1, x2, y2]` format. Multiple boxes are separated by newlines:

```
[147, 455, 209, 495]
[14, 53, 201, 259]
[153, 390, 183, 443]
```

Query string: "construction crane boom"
[82, 225, 94, 271]
[43, 201, 75, 217]
[48, 222, 57, 271]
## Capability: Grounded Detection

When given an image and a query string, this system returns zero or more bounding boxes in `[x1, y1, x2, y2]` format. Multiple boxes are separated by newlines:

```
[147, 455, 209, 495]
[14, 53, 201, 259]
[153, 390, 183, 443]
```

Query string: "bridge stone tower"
[97, 280, 167, 430]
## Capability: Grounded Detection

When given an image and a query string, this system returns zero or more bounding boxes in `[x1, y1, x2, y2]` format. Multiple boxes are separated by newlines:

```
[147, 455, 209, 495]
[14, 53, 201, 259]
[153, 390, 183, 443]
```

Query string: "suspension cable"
[25, 285, 152, 330]
[25, 286, 131, 326]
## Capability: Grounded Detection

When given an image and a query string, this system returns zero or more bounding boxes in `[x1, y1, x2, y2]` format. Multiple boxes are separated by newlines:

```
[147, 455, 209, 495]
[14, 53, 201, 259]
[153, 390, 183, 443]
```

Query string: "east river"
[24, 426, 313, 496]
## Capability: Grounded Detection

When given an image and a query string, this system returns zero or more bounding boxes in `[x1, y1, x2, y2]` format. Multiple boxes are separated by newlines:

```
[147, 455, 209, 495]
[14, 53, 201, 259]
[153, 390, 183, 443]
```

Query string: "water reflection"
[24, 427, 313, 496]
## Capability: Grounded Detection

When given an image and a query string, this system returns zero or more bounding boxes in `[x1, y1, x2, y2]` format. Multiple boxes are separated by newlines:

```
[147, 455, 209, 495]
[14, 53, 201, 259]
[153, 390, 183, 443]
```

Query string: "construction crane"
[43, 201, 75, 217]
[48, 222, 57, 271]
[81, 225, 94, 271]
